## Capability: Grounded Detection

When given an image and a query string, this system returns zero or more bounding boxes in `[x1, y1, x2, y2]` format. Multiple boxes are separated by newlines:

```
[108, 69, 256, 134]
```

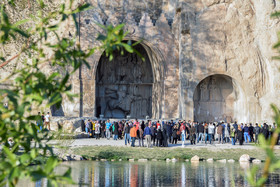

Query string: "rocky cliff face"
[178, 0, 280, 122]
[1, 0, 279, 123]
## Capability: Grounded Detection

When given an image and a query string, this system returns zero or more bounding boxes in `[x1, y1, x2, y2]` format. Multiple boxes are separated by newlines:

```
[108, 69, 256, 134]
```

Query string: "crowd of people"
[36, 112, 51, 131]
[81, 119, 279, 147]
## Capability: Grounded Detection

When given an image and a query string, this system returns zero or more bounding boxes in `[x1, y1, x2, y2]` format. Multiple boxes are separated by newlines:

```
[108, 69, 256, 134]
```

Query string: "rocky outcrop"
[59, 154, 84, 161]
[252, 159, 262, 164]
[191, 155, 200, 162]
[217, 159, 227, 163]
[239, 154, 251, 162]
[138, 159, 148, 162]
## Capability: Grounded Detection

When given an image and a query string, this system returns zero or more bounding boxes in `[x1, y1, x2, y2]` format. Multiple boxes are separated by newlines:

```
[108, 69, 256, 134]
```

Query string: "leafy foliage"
[96, 23, 144, 61]
[0, 0, 137, 186]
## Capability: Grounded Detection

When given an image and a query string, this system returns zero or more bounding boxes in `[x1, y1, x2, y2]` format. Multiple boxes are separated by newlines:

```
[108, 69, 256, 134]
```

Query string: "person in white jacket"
[208, 123, 215, 144]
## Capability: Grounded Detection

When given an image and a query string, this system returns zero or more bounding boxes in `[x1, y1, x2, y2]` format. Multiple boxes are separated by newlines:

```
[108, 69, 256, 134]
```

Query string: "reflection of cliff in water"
[18, 161, 280, 187]
[96, 42, 153, 119]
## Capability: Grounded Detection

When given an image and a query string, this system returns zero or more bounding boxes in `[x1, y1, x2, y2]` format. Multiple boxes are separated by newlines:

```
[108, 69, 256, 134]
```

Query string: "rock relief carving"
[194, 75, 236, 122]
[96, 44, 153, 118]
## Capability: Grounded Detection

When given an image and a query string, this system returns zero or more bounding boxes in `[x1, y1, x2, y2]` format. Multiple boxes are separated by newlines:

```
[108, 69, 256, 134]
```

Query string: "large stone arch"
[193, 74, 247, 123]
[89, 39, 165, 119]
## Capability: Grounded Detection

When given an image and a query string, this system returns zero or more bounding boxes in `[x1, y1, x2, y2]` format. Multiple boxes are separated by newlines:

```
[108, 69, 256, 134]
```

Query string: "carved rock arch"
[193, 74, 248, 123]
[92, 39, 165, 119]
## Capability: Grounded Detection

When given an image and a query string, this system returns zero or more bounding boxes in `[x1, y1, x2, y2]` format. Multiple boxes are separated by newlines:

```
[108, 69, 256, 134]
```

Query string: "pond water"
[19, 161, 280, 187]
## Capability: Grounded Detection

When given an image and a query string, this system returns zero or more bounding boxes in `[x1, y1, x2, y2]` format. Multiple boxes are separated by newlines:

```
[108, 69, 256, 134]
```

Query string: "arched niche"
[193, 74, 247, 123]
[50, 104, 65, 116]
[95, 41, 154, 119]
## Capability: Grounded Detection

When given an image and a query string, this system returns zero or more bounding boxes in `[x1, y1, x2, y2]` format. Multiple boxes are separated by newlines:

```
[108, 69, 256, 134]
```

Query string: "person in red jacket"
[180, 123, 186, 147]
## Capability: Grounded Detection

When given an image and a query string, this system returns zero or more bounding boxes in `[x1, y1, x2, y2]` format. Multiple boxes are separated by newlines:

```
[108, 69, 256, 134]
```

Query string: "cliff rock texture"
[1, 0, 280, 123]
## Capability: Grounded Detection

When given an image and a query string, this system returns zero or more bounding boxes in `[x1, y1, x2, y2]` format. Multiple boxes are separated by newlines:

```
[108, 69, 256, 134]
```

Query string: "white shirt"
[45, 114, 50, 122]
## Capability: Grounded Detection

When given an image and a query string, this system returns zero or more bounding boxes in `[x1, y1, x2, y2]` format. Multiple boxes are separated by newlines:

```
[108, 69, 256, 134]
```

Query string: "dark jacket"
[124, 125, 130, 134]
[190, 126, 196, 135]
[233, 123, 238, 131]
[172, 128, 178, 138]
[81, 120, 85, 132]
[162, 129, 168, 147]
[262, 126, 269, 139]
[113, 123, 119, 135]
[243, 126, 249, 133]
[248, 126, 254, 134]
[237, 129, 244, 142]
[89, 122, 93, 131]
[190, 126, 196, 141]
[151, 126, 157, 136]
[198, 124, 204, 133]
[157, 129, 163, 140]
[166, 124, 172, 135]
[195, 124, 199, 133]
[254, 126, 261, 135]
[100, 121, 104, 131]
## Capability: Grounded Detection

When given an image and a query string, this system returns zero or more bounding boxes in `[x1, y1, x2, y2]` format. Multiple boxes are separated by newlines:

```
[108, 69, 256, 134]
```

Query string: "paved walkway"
[55, 138, 280, 150]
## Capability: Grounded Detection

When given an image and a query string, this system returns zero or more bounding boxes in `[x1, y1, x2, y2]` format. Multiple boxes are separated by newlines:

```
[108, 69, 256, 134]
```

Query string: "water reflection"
[18, 161, 280, 187]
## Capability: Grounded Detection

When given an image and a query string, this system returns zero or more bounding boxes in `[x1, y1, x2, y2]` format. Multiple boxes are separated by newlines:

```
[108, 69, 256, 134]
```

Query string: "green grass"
[71, 146, 280, 161]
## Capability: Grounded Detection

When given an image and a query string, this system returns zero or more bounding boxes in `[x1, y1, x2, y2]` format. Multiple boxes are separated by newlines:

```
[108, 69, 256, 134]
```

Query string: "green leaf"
[13, 19, 29, 27]
[30, 169, 46, 181]
[30, 149, 37, 159]
[120, 43, 134, 53]
[20, 154, 31, 164]
[3, 146, 16, 163]
[71, 3, 93, 14]
[96, 34, 107, 41]
[8, 167, 20, 181]
[258, 135, 267, 149]
[37, 0, 45, 8]
[256, 177, 268, 186]
[45, 157, 58, 173]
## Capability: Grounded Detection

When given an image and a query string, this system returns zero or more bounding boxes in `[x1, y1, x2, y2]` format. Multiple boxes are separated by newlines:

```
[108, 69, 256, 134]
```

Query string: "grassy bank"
[71, 146, 280, 161]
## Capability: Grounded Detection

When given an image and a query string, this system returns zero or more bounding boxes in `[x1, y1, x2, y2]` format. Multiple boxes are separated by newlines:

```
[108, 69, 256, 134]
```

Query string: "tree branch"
[0, 38, 30, 69]
[0, 53, 20, 69]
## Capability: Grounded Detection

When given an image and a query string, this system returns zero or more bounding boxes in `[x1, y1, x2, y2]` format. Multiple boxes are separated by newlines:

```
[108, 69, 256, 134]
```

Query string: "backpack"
[230, 129, 235, 137]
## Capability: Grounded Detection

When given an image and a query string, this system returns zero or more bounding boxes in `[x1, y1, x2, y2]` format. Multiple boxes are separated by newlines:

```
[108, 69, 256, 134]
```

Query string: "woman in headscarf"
[113, 122, 119, 140]
[172, 123, 179, 144]
[138, 124, 144, 147]
[156, 126, 163, 147]
[118, 121, 123, 140]
[190, 123, 196, 145]
[262, 123, 269, 140]
[237, 125, 244, 145]
[162, 128, 168, 147]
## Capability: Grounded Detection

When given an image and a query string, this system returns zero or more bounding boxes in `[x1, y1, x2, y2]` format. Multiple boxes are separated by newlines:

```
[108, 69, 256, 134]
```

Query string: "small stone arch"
[193, 74, 247, 123]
